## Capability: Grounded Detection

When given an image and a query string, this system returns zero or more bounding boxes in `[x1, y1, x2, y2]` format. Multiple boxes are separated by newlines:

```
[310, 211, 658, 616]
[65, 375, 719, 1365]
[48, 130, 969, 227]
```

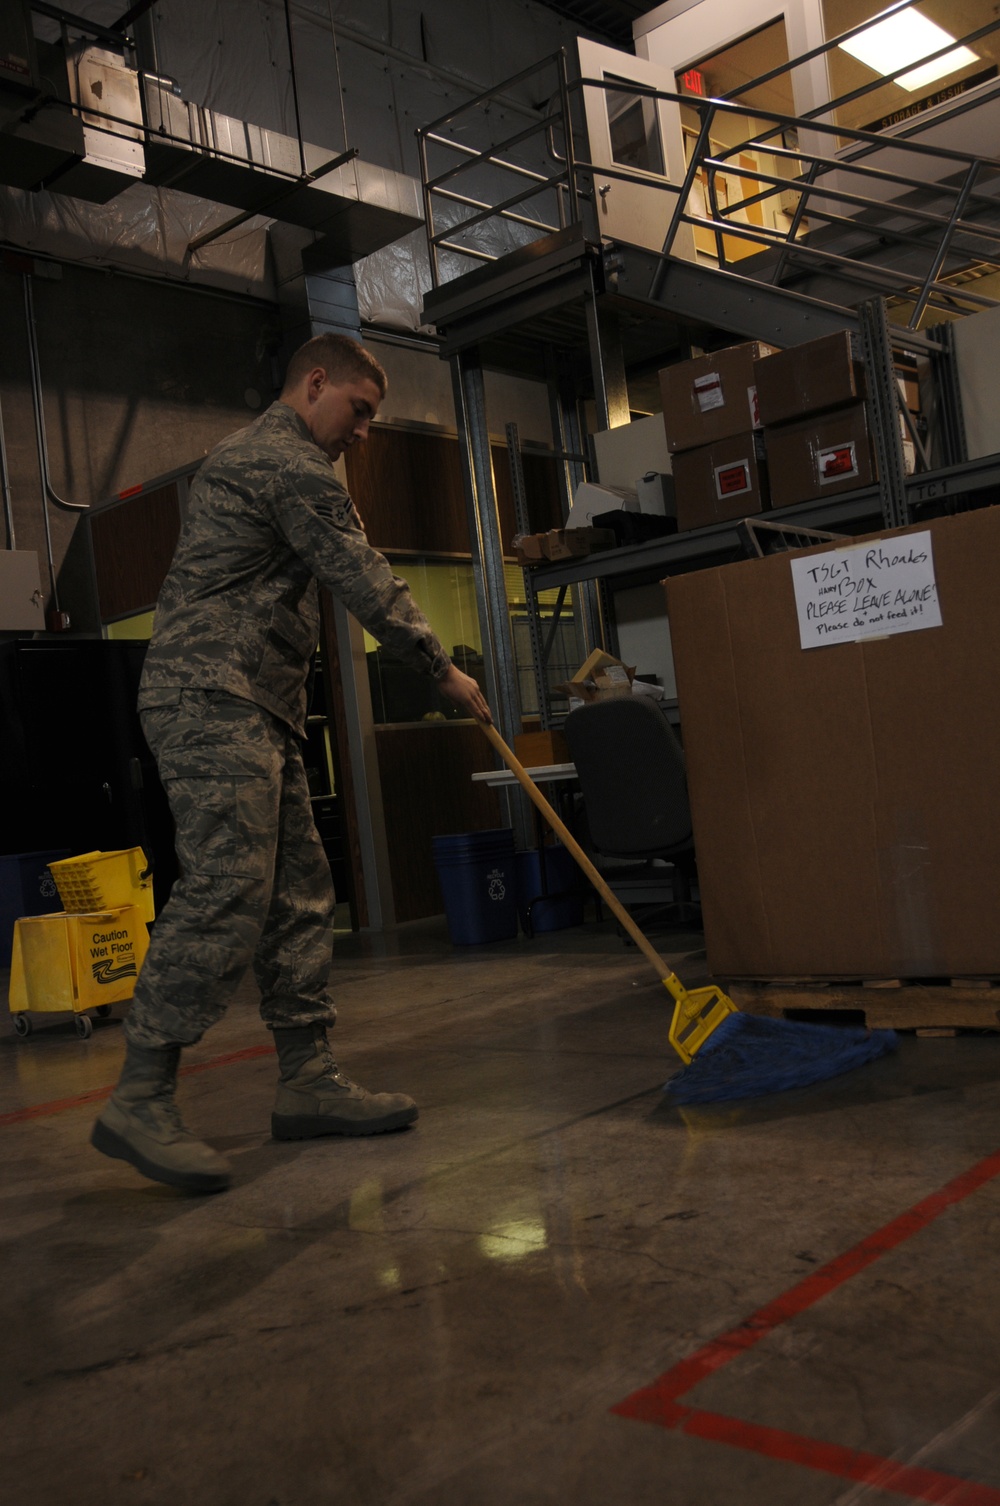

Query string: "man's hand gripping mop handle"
[476, 719, 736, 1062]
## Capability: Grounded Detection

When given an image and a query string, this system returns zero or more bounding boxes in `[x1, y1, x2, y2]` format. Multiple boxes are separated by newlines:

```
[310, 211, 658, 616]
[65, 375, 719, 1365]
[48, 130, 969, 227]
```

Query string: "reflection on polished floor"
[4, 916, 1000, 1505]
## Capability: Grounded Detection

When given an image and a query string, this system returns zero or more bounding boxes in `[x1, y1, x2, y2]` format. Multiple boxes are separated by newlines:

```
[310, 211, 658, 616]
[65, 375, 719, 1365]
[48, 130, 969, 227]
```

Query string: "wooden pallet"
[728, 979, 1000, 1032]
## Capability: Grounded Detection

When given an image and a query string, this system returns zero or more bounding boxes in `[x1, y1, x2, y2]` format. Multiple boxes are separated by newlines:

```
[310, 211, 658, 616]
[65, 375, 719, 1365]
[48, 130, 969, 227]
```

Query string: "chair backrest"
[564, 697, 692, 859]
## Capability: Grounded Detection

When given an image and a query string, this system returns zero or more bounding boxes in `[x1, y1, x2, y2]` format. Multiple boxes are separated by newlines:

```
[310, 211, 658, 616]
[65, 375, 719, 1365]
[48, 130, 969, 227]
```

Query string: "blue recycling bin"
[431, 828, 518, 945]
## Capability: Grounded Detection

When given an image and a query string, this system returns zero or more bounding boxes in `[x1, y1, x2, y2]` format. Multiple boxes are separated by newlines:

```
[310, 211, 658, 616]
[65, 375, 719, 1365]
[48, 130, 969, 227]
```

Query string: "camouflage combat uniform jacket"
[139, 401, 451, 735]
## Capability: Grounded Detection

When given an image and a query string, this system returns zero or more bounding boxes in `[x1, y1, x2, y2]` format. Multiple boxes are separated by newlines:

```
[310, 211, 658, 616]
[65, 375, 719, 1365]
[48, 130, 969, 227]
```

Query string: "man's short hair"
[281, 333, 387, 398]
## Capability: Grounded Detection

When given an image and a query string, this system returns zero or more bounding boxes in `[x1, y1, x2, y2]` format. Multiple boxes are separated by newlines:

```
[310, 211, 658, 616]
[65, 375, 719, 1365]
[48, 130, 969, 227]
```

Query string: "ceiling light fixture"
[839, 8, 979, 93]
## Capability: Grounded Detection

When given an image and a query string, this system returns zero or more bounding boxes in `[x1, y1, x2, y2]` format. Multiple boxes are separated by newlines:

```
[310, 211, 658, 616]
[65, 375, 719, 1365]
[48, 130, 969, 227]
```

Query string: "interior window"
[606, 76, 666, 176]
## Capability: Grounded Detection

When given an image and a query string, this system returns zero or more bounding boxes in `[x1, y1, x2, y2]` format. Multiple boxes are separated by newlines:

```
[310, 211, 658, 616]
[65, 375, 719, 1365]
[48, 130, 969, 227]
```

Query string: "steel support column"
[928, 320, 968, 470]
[578, 264, 623, 652]
[505, 422, 552, 732]
[859, 296, 909, 531]
[451, 350, 531, 846]
[585, 281, 630, 431]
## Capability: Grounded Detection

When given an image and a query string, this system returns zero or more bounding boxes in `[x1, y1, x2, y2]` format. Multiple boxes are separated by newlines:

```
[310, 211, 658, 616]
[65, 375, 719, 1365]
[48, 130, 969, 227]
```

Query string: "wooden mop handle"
[478, 720, 673, 979]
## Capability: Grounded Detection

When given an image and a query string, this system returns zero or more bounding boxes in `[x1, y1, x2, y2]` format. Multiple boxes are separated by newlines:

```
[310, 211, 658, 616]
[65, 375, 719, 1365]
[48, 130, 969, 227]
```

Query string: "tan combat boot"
[91, 1044, 231, 1193]
[271, 1024, 418, 1139]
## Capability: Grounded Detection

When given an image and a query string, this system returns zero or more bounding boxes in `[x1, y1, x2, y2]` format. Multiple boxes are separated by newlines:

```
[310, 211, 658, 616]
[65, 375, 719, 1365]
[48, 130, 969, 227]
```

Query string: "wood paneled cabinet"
[345, 423, 566, 922]
[345, 424, 564, 554]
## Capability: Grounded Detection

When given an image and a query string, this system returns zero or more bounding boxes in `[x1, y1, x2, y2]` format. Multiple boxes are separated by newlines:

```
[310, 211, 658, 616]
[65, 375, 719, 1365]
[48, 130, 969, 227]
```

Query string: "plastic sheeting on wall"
[355, 189, 546, 332]
[0, 183, 278, 298]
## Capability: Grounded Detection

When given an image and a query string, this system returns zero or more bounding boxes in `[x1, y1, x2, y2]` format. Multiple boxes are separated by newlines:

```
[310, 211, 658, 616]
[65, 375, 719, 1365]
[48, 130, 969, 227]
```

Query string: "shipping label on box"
[790, 531, 942, 650]
[693, 372, 724, 412]
[816, 439, 859, 485]
[714, 456, 754, 500]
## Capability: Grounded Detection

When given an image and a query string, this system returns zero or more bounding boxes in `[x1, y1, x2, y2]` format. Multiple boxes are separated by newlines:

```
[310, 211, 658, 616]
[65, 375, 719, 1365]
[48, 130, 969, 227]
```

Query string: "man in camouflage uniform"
[91, 333, 491, 1193]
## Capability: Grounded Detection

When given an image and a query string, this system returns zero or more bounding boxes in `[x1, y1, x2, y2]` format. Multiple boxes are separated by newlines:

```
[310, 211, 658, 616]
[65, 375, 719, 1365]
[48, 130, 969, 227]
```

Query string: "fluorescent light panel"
[839, 8, 979, 93]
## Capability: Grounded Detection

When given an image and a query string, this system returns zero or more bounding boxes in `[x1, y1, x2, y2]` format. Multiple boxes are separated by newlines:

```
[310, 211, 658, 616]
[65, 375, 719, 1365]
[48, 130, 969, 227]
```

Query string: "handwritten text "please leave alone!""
[790, 532, 942, 650]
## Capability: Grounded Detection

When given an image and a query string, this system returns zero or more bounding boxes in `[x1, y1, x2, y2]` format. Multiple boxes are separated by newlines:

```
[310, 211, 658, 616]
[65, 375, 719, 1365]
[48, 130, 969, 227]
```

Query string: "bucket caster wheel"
[13, 1014, 32, 1038]
[75, 1015, 93, 1040]
[95, 1004, 113, 1019]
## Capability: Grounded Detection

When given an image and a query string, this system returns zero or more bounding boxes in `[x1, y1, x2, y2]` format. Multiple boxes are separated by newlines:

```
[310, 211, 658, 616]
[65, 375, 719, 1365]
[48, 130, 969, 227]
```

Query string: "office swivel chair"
[563, 695, 700, 928]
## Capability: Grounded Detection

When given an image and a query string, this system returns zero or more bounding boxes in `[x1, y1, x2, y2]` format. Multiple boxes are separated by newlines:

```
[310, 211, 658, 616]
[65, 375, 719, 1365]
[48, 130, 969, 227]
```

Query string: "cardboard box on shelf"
[754, 331, 865, 427]
[765, 402, 875, 509]
[663, 508, 1000, 980]
[513, 730, 570, 766]
[556, 650, 635, 704]
[544, 527, 615, 560]
[512, 533, 548, 566]
[672, 431, 769, 532]
[659, 341, 778, 454]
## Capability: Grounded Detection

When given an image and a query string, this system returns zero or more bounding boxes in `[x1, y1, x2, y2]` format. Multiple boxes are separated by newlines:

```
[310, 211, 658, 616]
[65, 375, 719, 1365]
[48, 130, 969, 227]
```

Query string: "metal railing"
[416, 12, 1000, 331]
[417, 52, 578, 282]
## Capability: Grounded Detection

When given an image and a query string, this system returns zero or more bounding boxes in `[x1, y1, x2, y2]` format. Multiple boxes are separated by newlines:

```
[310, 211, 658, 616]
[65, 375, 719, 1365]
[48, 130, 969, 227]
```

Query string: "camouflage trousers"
[125, 689, 337, 1049]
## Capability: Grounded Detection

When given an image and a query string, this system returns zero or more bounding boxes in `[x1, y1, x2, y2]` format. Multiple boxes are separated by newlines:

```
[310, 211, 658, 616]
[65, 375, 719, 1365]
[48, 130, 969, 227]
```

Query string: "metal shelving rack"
[416, 40, 1000, 741]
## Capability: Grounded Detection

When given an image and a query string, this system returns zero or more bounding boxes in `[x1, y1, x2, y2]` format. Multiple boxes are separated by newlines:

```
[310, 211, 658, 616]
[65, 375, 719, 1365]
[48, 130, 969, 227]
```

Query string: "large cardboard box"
[765, 402, 876, 509]
[659, 341, 777, 454]
[664, 509, 1000, 979]
[673, 431, 769, 532]
[754, 331, 865, 427]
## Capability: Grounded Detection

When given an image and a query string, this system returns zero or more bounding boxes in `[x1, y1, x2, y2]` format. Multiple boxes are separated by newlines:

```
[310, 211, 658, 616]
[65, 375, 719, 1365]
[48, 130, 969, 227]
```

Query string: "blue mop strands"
[664, 1012, 899, 1106]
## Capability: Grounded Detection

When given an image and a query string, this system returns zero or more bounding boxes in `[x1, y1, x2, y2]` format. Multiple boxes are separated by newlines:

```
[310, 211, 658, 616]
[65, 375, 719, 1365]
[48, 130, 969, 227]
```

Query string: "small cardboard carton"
[673, 431, 769, 532]
[557, 650, 635, 704]
[765, 403, 875, 510]
[512, 533, 549, 566]
[754, 331, 865, 427]
[544, 527, 615, 560]
[659, 341, 778, 454]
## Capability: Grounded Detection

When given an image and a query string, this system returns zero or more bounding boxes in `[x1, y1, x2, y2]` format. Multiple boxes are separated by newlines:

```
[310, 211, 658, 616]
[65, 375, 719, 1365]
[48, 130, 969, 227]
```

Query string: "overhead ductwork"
[44, 42, 145, 202]
[141, 76, 423, 262]
[0, 2, 422, 261]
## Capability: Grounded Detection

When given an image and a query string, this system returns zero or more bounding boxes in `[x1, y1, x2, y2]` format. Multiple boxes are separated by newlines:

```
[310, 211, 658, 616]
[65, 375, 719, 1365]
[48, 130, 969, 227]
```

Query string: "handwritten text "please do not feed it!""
[790, 531, 942, 651]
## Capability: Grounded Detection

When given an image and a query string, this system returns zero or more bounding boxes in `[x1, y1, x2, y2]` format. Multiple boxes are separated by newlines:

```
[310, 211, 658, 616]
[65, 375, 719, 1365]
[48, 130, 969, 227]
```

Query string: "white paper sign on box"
[790, 531, 942, 650]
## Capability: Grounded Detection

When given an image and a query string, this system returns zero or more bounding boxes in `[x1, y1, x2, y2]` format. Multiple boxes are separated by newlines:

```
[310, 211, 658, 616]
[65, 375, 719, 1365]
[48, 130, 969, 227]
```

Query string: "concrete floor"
[4, 916, 1000, 1506]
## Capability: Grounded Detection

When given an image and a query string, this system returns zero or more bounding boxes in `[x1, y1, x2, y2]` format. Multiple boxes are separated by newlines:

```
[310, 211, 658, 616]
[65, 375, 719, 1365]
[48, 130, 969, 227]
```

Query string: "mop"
[478, 720, 897, 1105]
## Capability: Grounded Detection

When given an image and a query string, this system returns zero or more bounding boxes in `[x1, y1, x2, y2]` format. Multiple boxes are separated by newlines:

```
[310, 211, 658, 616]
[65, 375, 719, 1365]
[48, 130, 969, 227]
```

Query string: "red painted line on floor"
[634, 1405, 1000, 1506]
[0, 1044, 276, 1127]
[612, 1144, 1000, 1501]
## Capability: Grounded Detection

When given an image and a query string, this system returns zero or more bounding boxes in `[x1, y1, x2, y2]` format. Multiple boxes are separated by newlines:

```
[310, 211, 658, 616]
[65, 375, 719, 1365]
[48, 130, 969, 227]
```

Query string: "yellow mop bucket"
[48, 848, 154, 925]
[8, 905, 149, 1039]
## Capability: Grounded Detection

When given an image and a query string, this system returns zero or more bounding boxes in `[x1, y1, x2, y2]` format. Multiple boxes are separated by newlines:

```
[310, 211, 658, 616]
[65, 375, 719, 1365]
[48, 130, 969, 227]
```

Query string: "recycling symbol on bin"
[487, 867, 506, 902]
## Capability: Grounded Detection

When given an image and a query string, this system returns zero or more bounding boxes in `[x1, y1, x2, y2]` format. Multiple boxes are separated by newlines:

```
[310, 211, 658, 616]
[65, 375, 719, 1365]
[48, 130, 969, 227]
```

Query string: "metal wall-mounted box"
[0, 550, 44, 631]
[51, 45, 144, 202]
